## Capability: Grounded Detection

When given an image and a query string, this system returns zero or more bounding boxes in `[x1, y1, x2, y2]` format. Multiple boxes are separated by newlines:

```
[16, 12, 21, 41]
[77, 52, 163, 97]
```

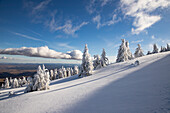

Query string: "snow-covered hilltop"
[0, 51, 170, 113]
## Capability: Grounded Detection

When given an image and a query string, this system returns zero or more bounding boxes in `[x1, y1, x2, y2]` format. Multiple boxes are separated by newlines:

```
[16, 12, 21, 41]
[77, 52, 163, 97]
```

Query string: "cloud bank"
[121, 0, 170, 34]
[0, 46, 83, 60]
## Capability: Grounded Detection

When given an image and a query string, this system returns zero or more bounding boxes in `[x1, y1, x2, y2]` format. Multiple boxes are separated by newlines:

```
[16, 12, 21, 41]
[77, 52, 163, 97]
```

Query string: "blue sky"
[0, 0, 170, 63]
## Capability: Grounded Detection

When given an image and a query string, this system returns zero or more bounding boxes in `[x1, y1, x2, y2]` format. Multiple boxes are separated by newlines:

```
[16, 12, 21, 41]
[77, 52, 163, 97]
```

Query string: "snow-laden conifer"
[73, 65, 79, 75]
[166, 44, 170, 51]
[101, 48, 109, 67]
[54, 69, 58, 79]
[25, 65, 50, 93]
[50, 70, 54, 80]
[22, 76, 27, 86]
[5, 78, 9, 88]
[152, 44, 159, 53]
[66, 68, 71, 77]
[62, 66, 67, 78]
[18, 78, 22, 87]
[12, 78, 19, 88]
[80, 44, 93, 76]
[93, 55, 102, 70]
[116, 39, 129, 62]
[134, 44, 144, 58]
[58, 68, 64, 78]
[126, 41, 133, 60]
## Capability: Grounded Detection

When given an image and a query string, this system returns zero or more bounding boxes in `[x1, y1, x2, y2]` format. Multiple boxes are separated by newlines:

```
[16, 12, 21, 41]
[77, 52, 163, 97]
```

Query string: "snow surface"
[0, 52, 170, 113]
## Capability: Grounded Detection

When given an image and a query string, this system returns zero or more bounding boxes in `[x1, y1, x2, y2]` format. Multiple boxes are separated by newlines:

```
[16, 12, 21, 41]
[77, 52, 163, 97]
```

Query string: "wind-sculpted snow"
[0, 52, 170, 113]
[0, 46, 82, 60]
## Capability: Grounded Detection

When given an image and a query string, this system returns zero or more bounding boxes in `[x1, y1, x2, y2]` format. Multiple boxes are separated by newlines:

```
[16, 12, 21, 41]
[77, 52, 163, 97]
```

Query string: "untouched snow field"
[0, 52, 170, 113]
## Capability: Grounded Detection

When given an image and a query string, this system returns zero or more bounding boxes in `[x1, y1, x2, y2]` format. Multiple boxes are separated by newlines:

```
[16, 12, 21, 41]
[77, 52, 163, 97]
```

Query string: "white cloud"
[0, 46, 83, 60]
[93, 14, 120, 29]
[131, 39, 144, 43]
[121, 0, 170, 34]
[48, 13, 88, 36]
[86, 0, 112, 14]
[32, 0, 51, 14]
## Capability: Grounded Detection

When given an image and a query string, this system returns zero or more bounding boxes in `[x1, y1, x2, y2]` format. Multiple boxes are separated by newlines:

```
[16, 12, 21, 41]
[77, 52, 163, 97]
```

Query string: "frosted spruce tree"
[58, 68, 64, 78]
[152, 44, 159, 53]
[79, 44, 93, 77]
[54, 69, 58, 79]
[126, 41, 133, 60]
[73, 65, 79, 75]
[50, 70, 54, 80]
[134, 44, 144, 58]
[12, 78, 19, 88]
[70, 68, 73, 76]
[9, 77, 13, 86]
[18, 78, 22, 87]
[5, 78, 9, 88]
[25, 65, 50, 93]
[116, 39, 129, 62]
[101, 48, 109, 67]
[93, 55, 102, 70]
[24, 77, 33, 93]
[167, 44, 170, 51]
[22, 76, 27, 86]
[62, 66, 67, 78]
[160, 46, 166, 52]
[66, 68, 71, 77]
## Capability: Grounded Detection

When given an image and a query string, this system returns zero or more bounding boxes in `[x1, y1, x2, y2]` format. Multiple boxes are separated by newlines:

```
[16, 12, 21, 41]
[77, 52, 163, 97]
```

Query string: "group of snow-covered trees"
[116, 39, 144, 63]
[1, 76, 27, 89]
[147, 43, 170, 55]
[49, 65, 79, 80]
[24, 64, 80, 92]
[116, 39, 170, 62]
[25, 65, 50, 92]
[79, 44, 109, 77]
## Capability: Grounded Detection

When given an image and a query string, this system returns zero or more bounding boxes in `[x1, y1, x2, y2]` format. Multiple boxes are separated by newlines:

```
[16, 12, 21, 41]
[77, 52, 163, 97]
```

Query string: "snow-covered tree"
[70, 68, 73, 76]
[9, 77, 13, 86]
[166, 43, 170, 51]
[58, 68, 64, 78]
[22, 76, 27, 86]
[93, 55, 102, 70]
[66, 68, 71, 77]
[12, 78, 19, 88]
[134, 44, 144, 58]
[160, 46, 166, 52]
[25, 65, 50, 93]
[18, 78, 22, 87]
[73, 65, 79, 75]
[101, 48, 109, 67]
[126, 41, 133, 60]
[5, 78, 9, 88]
[1, 83, 4, 89]
[62, 66, 67, 78]
[50, 70, 54, 80]
[116, 39, 129, 62]
[54, 69, 58, 79]
[152, 44, 159, 53]
[79, 44, 93, 77]
[24, 77, 33, 93]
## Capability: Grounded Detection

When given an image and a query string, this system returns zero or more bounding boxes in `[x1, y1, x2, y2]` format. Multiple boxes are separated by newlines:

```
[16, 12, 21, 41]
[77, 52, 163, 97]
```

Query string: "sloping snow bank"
[0, 52, 170, 113]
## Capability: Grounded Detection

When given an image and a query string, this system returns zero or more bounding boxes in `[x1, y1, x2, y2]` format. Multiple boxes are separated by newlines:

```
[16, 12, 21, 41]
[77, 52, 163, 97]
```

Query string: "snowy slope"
[0, 52, 170, 113]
